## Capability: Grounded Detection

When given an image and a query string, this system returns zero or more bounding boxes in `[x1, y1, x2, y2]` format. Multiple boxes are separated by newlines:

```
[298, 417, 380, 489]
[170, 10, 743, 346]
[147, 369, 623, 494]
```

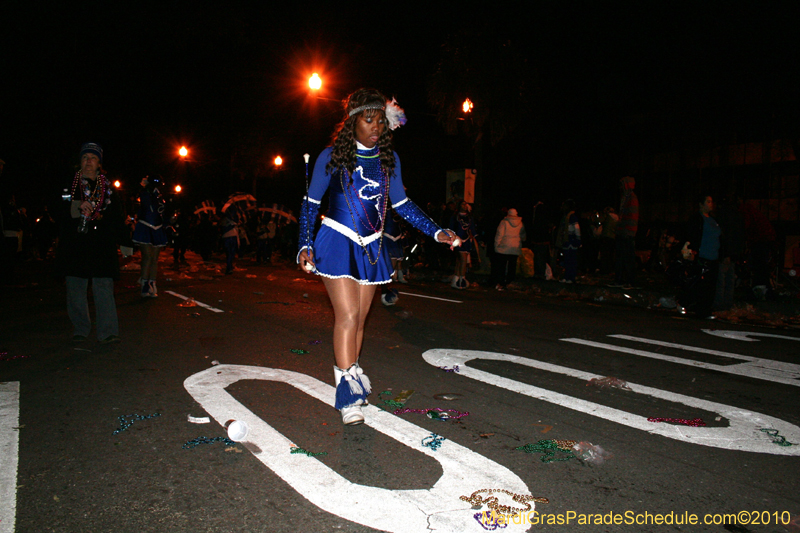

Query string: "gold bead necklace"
[460, 488, 549, 515]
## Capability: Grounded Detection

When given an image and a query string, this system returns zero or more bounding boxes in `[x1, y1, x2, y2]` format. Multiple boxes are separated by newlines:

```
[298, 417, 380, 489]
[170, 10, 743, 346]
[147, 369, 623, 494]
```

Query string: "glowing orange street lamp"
[274, 155, 283, 166]
[462, 98, 474, 113]
[113, 180, 121, 188]
[174, 185, 182, 193]
[308, 73, 321, 90]
[179, 146, 188, 158]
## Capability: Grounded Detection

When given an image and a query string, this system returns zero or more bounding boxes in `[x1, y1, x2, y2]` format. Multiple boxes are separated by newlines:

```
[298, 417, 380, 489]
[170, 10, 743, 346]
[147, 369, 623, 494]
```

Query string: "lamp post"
[462, 98, 474, 114]
[462, 98, 480, 206]
[253, 155, 283, 198]
[176, 145, 189, 202]
[308, 73, 321, 91]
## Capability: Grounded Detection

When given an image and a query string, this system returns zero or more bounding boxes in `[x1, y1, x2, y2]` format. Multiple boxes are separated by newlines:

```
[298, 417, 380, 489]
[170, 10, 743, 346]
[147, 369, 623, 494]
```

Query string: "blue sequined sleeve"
[393, 198, 443, 239]
[297, 196, 321, 262]
[297, 149, 333, 262]
[388, 153, 444, 239]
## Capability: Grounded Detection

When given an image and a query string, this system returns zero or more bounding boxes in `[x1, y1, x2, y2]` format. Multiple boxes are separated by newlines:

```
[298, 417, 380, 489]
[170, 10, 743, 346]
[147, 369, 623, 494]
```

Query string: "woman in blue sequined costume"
[449, 200, 477, 289]
[132, 176, 167, 297]
[298, 89, 458, 425]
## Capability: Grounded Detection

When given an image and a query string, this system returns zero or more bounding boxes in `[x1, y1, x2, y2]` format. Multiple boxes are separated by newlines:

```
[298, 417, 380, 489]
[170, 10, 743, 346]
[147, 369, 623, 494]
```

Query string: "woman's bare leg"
[140, 245, 153, 280]
[355, 281, 377, 356]
[322, 277, 377, 369]
[147, 246, 161, 280]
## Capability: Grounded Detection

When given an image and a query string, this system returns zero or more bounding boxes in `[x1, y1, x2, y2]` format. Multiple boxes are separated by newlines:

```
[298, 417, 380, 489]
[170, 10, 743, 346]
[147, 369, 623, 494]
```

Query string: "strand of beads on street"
[761, 428, 794, 446]
[515, 440, 577, 463]
[182, 436, 236, 449]
[0, 351, 28, 361]
[290, 349, 310, 354]
[647, 417, 706, 427]
[393, 407, 470, 420]
[460, 488, 548, 515]
[422, 433, 446, 451]
[474, 511, 508, 530]
[112, 413, 161, 435]
[290, 446, 328, 457]
[377, 390, 407, 409]
[438, 365, 460, 372]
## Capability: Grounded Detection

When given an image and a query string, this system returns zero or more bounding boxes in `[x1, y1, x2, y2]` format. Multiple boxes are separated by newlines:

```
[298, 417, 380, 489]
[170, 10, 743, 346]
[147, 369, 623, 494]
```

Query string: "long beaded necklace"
[71, 171, 111, 220]
[393, 407, 470, 420]
[340, 159, 389, 266]
[515, 440, 577, 463]
[112, 413, 161, 435]
[347, 155, 389, 234]
[647, 417, 706, 427]
[760, 428, 794, 446]
[457, 213, 472, 232]
[460, 489, 548, 515]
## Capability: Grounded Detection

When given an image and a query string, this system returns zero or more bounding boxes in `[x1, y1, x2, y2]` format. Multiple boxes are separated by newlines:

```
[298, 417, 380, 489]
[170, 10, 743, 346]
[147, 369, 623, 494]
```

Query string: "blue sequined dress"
[382, 212, 404, 260]
[298, 144, 442, 284]
[132, 188, 168, 247]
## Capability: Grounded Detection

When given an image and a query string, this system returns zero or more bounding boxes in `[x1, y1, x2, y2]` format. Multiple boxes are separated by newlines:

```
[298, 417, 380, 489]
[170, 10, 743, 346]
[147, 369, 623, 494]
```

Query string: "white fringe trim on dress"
[313, 271, 392, 285]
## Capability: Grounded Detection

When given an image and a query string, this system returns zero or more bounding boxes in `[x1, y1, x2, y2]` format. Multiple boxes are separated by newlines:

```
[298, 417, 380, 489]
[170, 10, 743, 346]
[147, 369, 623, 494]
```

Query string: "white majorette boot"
[333, 363, 372, 425]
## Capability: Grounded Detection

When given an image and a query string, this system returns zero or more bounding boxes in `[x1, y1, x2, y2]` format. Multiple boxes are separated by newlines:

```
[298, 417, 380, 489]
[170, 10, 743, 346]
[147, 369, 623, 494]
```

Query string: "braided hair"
[326, 88, 397, 180]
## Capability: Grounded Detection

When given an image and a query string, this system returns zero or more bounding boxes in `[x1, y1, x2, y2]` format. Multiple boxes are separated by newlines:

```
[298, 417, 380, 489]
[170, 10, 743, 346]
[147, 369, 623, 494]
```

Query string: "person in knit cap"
[55, 143, 132, 344]
[493, 208, 527, 290]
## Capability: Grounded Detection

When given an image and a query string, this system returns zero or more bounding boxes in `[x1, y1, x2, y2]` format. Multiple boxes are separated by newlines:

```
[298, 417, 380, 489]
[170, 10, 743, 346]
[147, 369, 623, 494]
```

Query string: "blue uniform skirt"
[384, 235, 404, 260]
[132, 223, 168, 247]
[312, 226, 393, 284]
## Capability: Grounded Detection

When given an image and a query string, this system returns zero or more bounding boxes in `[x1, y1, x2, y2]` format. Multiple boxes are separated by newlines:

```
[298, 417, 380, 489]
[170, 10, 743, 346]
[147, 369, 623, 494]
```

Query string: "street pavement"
[1, 253, 799, 533]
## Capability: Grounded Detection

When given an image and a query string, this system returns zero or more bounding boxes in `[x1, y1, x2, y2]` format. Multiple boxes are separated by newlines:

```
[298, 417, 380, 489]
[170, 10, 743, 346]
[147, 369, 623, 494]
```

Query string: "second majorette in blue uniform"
[298, 143, 446, 284]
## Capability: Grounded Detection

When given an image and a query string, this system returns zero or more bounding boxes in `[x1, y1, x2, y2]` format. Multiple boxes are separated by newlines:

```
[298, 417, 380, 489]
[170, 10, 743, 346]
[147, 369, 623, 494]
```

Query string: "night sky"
[3, 3, 798, 218]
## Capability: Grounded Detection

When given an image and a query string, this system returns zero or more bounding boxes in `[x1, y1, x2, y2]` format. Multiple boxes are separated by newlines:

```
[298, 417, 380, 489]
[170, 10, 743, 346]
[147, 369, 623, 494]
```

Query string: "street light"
[113, 180, 121, 188]
[308, 73, 321, 90]
[179, 146, 188, 158]
[274, 156, 283, 167]
[174, 185, 182, 193]
[462, 98, 474, 113]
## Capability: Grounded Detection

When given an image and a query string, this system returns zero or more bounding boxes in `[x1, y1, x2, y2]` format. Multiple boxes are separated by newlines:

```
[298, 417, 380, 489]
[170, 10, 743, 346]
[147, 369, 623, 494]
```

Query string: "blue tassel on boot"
[334, 365, 368, 410]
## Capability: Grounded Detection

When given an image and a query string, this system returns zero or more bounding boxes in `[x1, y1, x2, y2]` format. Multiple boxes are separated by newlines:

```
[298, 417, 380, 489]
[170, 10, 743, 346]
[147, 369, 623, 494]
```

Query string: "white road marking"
[562, 337, 800, 387]
[422, 349, 800, 455]
[184, 365, 531, 533]
[165, 291, 224, 313]
[703, 329, 800, 342]
[397, 292, 463, 303]
[0, 382, 20, 533]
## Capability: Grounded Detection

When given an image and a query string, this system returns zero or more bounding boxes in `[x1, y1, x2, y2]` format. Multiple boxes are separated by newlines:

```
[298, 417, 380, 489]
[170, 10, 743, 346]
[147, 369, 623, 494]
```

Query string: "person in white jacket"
[492, 208, 527, 290]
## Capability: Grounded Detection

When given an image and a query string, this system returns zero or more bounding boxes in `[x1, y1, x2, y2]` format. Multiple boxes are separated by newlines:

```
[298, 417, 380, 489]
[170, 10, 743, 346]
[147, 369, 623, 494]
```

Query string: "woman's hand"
[80, 201, 94, 217]
[298, 248, 316, 273]
[437, 229, 461, 250]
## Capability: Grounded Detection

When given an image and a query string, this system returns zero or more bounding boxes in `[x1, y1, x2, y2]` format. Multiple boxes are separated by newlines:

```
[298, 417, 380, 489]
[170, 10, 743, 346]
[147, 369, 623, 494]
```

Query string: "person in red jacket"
[611, 176, 639, 288]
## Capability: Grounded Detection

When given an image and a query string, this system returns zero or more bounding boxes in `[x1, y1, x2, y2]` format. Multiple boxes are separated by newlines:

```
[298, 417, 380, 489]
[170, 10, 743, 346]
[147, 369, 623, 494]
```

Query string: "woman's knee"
[334, 307, 361, 330]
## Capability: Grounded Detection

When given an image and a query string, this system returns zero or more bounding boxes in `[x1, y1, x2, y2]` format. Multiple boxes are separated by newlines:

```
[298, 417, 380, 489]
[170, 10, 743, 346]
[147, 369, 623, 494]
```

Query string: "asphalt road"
[1, 254, 799, 533]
